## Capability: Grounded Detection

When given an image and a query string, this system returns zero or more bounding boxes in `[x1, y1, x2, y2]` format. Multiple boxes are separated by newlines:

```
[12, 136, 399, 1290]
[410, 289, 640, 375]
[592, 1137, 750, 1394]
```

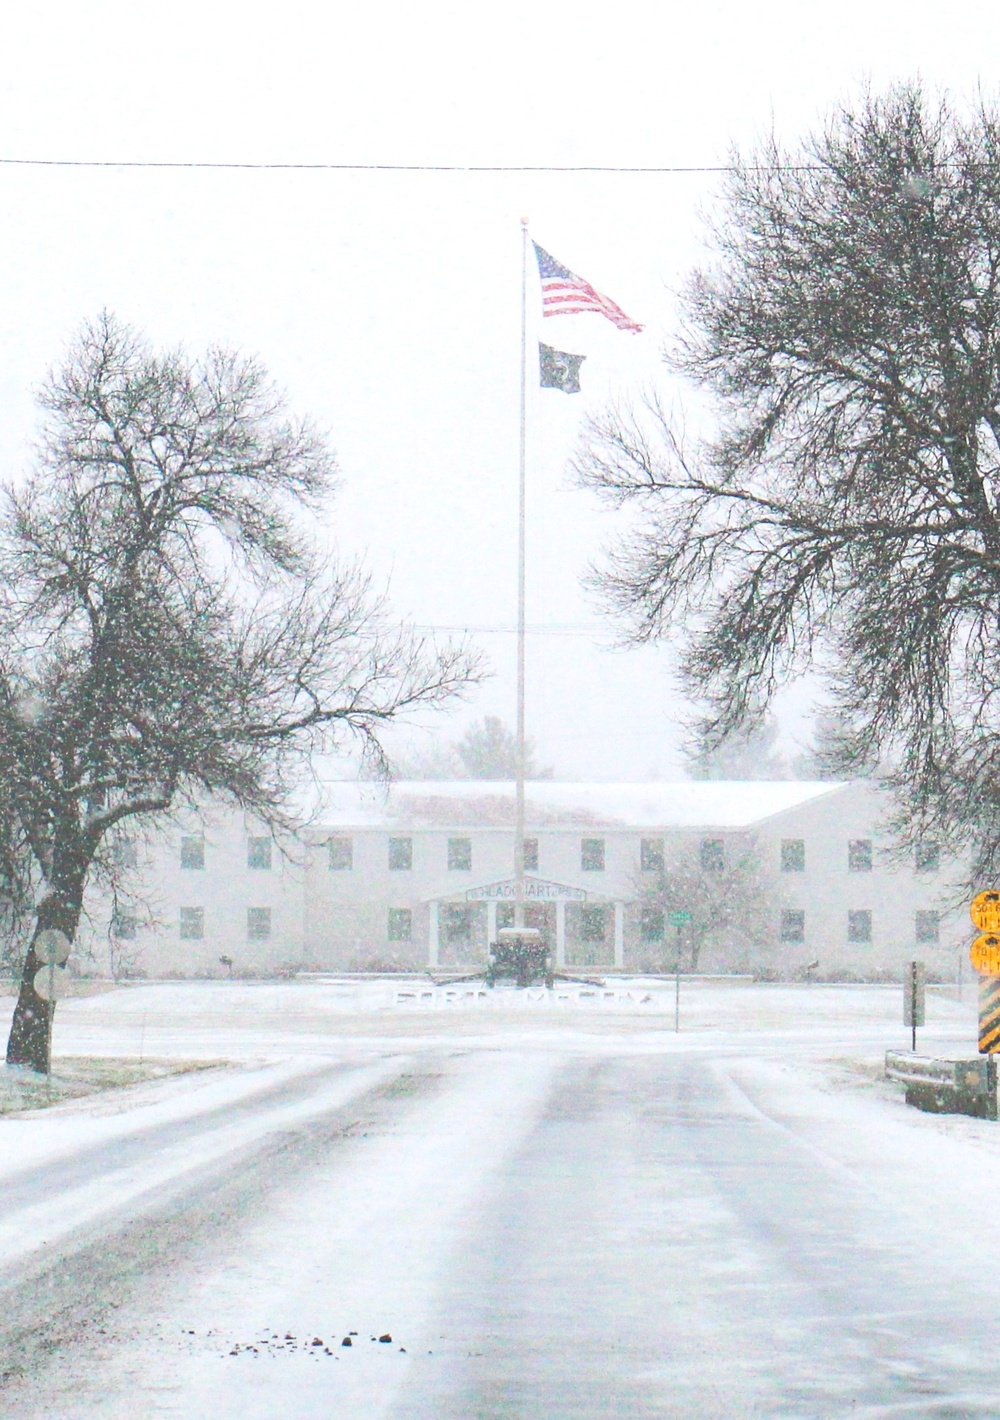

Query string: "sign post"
[969, 892, 1000, 1053]
[667, 911, 692, 1033]
[32, 929, 71, 1093]
[904, 959, 926, 1052]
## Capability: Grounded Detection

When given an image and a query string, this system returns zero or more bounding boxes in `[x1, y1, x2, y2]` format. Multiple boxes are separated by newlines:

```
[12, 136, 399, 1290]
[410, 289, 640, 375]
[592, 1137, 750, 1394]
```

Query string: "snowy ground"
[16, 974, 981, 1059]
[0, 979, 997, 1418]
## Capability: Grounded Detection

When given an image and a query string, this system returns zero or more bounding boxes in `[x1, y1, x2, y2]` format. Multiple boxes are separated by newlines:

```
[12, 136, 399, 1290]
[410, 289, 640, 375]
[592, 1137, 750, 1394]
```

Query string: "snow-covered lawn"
[0, 1056, 222, 1115]
[0, 974, 979, 1063]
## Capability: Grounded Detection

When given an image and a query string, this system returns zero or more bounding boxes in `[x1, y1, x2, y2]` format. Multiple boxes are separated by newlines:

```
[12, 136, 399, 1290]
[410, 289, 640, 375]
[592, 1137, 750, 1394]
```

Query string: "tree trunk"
[6, 941, 54, 1073]
[689, 936, 703, 973]
[6, 889, 82, 1073]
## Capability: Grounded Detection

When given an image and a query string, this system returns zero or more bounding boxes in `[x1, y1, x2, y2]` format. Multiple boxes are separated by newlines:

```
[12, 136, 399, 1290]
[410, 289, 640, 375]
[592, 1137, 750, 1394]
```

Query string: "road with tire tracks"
[1, 991, 999, 1418]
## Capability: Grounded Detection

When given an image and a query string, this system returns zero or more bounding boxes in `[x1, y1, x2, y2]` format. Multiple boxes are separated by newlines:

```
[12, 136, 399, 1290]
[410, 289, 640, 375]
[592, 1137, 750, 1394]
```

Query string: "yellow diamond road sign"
[971, 891, 1000, 933]
[971, 933, 1000, 976]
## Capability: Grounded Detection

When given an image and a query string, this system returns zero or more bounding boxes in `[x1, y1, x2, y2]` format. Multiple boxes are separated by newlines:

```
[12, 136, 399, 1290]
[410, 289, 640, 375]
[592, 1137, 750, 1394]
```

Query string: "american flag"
[533, 243, 643, 333]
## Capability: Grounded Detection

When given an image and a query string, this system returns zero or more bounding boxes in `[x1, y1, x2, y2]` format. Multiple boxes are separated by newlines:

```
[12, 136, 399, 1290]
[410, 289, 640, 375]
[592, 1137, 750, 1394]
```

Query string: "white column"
[428, 900, 439, 968]
[555, 899, 566, 968]
[486, 899, 497, 945]
[613, 901, 625, 969]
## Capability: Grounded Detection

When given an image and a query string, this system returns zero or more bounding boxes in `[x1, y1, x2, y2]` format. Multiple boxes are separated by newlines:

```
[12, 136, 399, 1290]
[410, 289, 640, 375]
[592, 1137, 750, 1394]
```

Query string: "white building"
[74, 778, 969, 981]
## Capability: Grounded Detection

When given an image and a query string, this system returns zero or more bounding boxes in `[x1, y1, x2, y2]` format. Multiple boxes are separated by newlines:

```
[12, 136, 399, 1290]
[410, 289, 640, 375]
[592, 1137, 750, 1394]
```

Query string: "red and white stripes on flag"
[533, 242, 643, 333]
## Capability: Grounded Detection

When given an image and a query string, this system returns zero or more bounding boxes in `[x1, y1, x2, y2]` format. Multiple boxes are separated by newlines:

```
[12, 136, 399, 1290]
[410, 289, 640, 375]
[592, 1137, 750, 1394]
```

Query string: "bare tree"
[577, 84, 1000, 878]
[453, 716, 553, 779]
[684, 713, 789, 780]
[790, 711, 858, 781]
[636, 836, 778, 973]
[0, 787, 34, 982]
[1, 314, 481, 1070]
[393, 716, 554, 780]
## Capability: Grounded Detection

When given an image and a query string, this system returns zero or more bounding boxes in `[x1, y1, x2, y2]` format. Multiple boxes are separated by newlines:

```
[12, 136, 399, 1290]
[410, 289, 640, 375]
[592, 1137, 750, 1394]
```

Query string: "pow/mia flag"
[539, 343, 585, 394]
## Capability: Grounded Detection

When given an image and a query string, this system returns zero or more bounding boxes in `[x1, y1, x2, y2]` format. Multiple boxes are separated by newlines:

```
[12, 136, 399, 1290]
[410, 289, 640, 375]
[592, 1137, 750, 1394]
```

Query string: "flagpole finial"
[520, 215, 530, 227]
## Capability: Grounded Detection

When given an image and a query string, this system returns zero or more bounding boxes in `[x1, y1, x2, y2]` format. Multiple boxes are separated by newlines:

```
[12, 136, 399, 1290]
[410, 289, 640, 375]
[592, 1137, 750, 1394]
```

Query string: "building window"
[247, 836, 272, 870]
[388, 836, 413, 871]
[915, 841, 940, 873]
[581, 838, 605, 872]
[916, 909, 940, 944]
[641, 838, 665, 873]
[580, 906, 607, 943]
[781, 839, 805, 873]
[180, 835, 204, 870]
[522, 837, 539, 872]
[497, 902, 547, 931]
[328, 836, 353, 870]
[848, 839, 872, 873]
[780, 909, 805, 943]
[388, 908, 412, 942]
[640, 907, 665, 942]
[111, 840, 138, 869]
[111, 913, 137, 940]
[179, 907, 204, 940]
[442, 904, 472, 944]
[847, 909, 872, 943]
[700, 839, 725, 872]
[448, 837, 472, 871]
[247, 907, 272, 941]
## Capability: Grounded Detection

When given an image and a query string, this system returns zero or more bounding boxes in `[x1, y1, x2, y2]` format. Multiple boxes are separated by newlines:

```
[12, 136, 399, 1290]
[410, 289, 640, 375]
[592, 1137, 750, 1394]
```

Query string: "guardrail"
[885, 1050, 997, 1120]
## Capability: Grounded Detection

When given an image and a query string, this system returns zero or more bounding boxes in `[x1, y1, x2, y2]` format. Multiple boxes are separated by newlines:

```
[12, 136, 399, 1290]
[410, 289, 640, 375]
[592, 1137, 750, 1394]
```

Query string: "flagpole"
[515, 217, 529, 929]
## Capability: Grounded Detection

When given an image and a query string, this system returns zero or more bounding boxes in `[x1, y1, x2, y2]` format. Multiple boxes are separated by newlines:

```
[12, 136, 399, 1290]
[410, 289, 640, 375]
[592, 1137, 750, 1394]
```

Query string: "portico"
[425, 874, 626, 970]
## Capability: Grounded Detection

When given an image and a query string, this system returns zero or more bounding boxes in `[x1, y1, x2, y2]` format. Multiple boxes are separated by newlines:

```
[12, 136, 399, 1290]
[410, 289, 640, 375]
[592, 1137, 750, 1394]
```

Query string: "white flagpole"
[515, 217, 529, 929]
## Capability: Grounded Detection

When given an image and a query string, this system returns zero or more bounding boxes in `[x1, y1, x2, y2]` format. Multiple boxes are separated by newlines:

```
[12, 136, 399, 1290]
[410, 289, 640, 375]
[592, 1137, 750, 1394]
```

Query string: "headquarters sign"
[465, 877, 587, 904]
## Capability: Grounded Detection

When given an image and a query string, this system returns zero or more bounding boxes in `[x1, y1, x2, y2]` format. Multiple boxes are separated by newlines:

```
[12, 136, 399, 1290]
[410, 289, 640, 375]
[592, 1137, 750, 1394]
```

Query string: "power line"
[414, 623, 615, 638]
[0, 157, 820, 174]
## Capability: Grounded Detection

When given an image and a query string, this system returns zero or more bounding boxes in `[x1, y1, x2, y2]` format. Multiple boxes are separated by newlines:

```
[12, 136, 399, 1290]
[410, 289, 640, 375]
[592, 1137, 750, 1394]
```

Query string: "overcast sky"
[0, 2, 997, 779]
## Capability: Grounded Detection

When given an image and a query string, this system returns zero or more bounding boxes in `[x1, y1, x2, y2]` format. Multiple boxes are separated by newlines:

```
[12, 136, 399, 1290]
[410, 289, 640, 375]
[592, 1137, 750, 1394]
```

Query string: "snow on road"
[1, 980, 998, 1418]
[0, 1055, 409, 1275]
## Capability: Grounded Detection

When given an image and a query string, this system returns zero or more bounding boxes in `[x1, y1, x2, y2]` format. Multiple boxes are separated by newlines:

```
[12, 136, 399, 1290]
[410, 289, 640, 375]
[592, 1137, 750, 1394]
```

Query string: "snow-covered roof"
[295, 779, 849, 830]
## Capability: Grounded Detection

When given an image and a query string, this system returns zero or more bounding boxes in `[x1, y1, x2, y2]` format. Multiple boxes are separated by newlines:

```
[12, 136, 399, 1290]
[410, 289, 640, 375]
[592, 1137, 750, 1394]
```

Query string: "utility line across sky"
[413, 624, 619, 638]
[0, 157, 820, 174]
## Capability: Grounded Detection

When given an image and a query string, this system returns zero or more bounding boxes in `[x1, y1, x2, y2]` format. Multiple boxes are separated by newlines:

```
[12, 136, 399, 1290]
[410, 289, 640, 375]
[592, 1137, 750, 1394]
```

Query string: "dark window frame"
[640, 906, 665, 942]
[700, 838, 725, 873]
[180, 835, 205, 870]
[581, 837, 605, 872]
[388, 836, 413, 871]
[328, 836, 353, 870]
[847, 909, 872, 943]
[780, 909, 805, 943]
[247, 836, 272, 870]
[640, 838, 665, 873]
[111, 840, 138, 870]
[781, 839, 805, 873]
[388, 907, 412, 942]
[915, 841, 940, 873]
[580, 905, 608, 942]
[848, 839, 873, 873]
[447, 836, 472, 871]
[179, 906, 205, 940]
[915, 909, 940, 944]
[247, 906, 272, 941]
[442, 903, 473, 944]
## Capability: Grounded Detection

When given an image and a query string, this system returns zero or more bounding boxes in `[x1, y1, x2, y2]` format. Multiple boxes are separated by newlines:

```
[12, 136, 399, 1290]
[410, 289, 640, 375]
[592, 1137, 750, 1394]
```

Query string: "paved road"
[2, 1044, 999, 1419]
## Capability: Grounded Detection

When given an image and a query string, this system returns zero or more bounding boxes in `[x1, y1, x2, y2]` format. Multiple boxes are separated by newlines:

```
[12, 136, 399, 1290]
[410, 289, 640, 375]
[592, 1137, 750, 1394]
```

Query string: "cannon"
[486, 927, 554, 989]
[428, 925, 602, 991]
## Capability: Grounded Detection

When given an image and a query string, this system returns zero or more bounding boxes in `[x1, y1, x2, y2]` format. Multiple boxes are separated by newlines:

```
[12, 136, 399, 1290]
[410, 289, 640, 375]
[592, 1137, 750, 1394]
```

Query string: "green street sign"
[667, 911, 692, 927]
